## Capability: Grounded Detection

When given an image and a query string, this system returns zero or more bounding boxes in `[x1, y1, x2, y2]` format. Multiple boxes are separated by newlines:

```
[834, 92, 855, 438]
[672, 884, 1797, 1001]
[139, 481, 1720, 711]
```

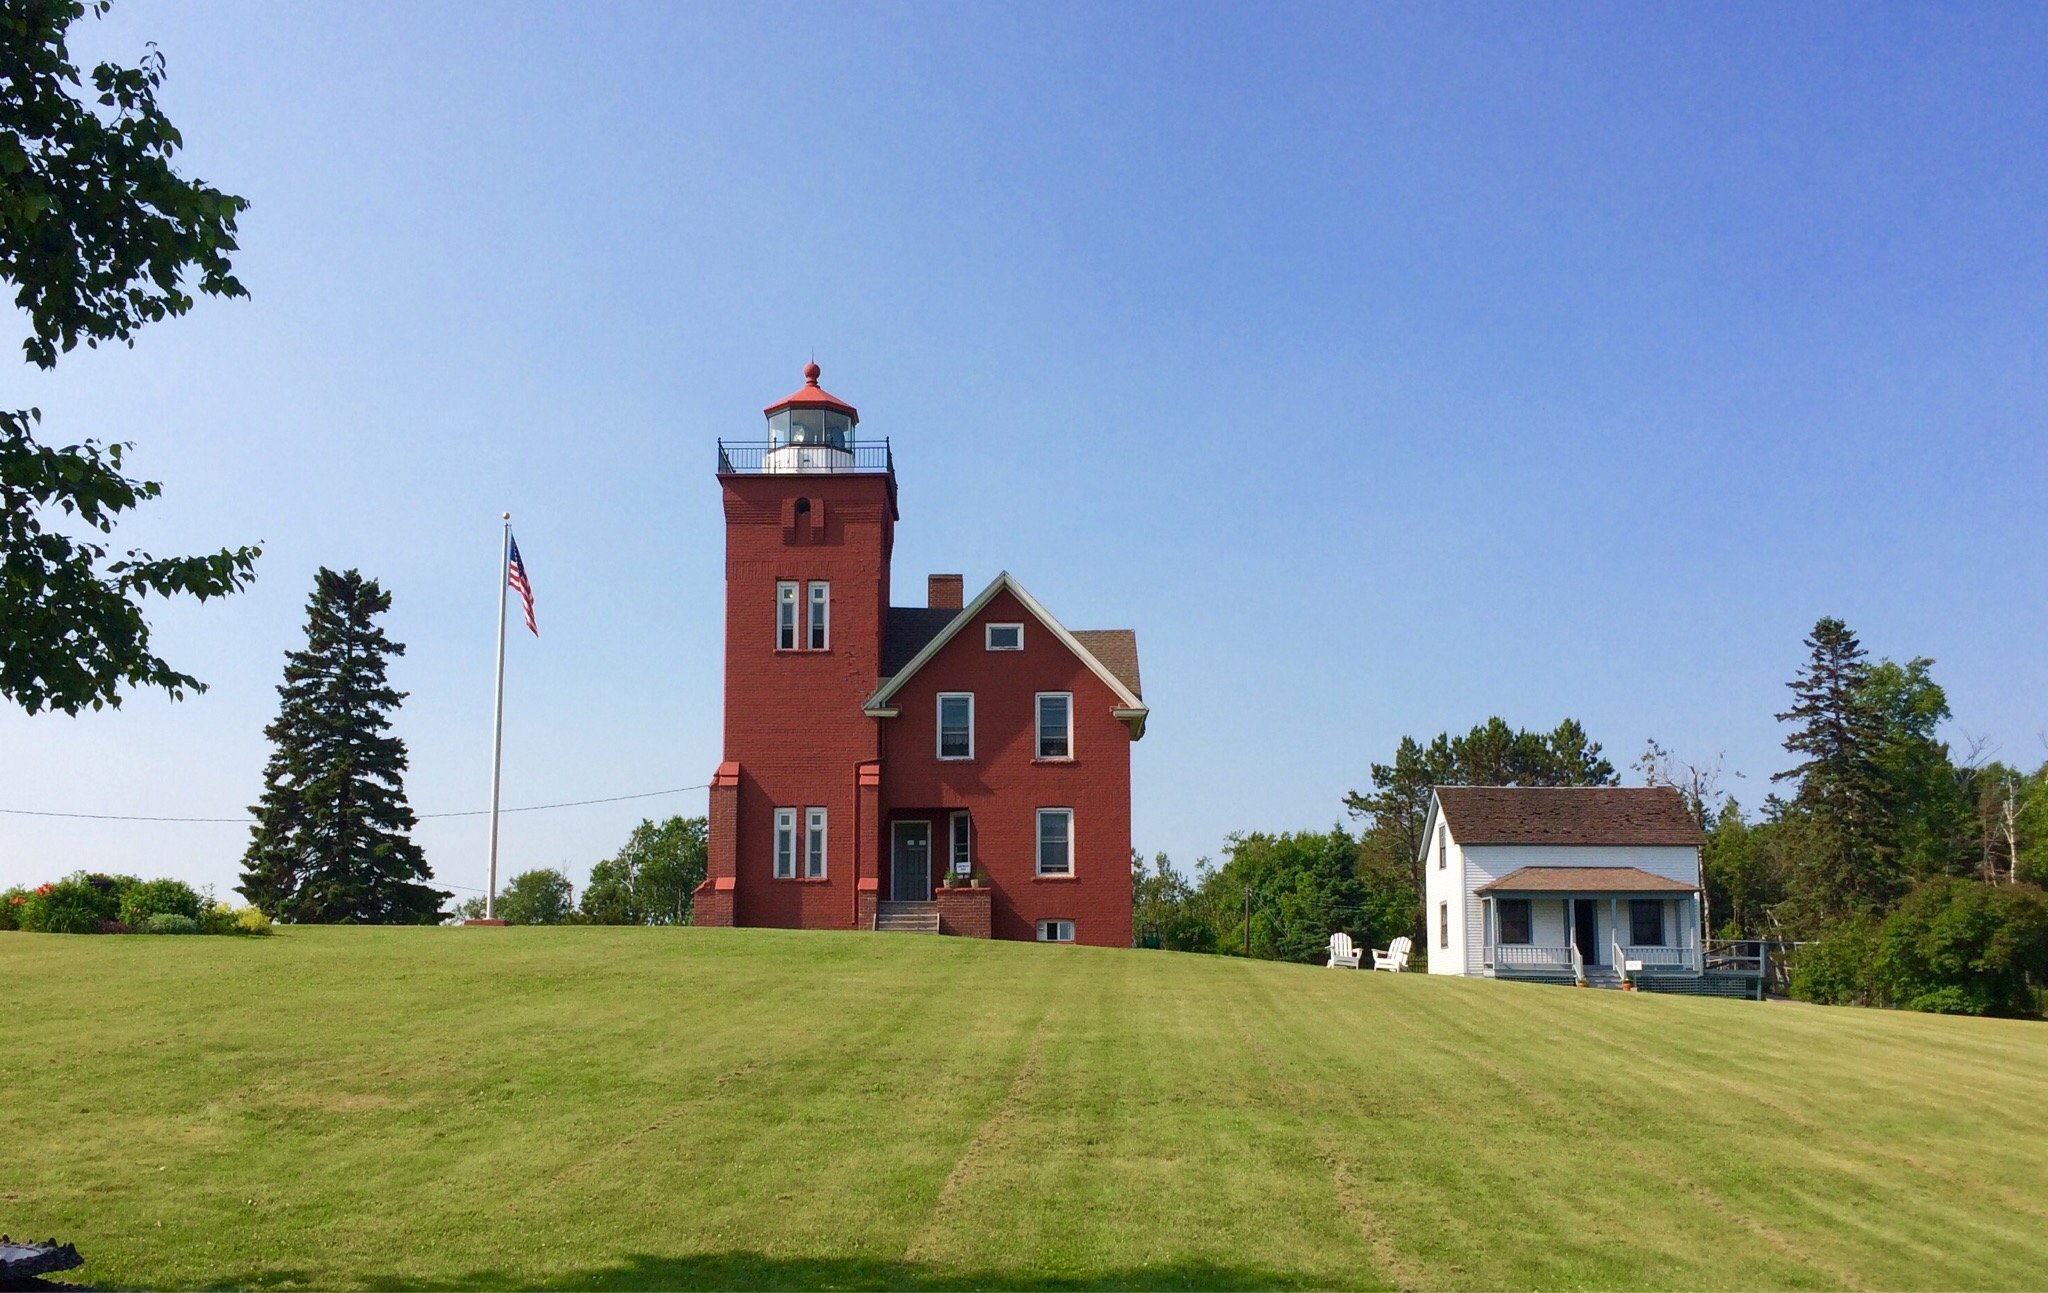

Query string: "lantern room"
[763, 361, 858, 472]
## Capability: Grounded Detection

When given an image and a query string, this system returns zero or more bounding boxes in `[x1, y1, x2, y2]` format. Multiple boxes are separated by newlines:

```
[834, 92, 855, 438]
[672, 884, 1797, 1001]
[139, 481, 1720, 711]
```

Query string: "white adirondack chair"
[1372, 935, 1412, 972]
[1327, 931, 1363, 969]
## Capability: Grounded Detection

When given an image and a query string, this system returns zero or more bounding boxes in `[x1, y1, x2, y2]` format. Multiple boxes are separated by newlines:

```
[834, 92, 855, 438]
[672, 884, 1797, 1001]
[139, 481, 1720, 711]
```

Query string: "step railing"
[1569, 938, 1585, 985]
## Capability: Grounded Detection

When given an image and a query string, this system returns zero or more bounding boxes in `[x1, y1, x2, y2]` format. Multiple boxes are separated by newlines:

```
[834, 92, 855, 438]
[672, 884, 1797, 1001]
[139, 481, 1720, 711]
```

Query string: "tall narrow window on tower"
[805, 807, 828, 878]
[938, 693, 974, 759]
[773, 808, 797, 878]
[776, 582, 798, 650]
[808, 582, 829, 650]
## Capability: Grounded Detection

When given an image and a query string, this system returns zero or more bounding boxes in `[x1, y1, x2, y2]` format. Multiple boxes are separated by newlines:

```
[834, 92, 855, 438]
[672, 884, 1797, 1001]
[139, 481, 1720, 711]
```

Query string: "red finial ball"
[804, 360, 822, 383]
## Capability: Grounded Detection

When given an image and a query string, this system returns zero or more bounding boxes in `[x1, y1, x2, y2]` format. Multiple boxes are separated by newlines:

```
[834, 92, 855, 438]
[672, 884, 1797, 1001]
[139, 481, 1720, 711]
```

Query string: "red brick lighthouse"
[693, 363, 1146, 946]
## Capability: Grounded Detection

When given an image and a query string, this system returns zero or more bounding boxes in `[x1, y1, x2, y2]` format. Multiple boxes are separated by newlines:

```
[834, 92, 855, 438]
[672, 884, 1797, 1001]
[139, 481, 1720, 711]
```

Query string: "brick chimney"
[928, 574, 964, 610]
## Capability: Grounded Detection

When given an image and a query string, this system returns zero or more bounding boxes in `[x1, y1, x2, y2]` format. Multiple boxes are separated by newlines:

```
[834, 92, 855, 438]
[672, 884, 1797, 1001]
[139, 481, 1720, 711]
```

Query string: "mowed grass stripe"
[5, 926, 2048, 1290]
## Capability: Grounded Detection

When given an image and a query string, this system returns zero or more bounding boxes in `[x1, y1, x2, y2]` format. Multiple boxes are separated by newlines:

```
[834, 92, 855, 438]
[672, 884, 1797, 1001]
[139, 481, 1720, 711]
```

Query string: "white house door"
[892, 822, 931, 902]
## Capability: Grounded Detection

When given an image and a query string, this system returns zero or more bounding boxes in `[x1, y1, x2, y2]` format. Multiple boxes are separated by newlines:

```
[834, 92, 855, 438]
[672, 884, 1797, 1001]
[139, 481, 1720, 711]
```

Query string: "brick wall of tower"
[718, 472, 894, 929]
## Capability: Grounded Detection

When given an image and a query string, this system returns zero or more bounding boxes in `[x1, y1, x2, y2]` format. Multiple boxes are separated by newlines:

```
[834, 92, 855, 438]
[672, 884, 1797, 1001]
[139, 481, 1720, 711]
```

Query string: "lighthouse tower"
[698, 363, 897, 929]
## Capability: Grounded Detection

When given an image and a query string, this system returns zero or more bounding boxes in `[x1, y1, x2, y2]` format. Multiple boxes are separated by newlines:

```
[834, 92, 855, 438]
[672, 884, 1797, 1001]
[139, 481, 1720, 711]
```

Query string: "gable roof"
[1070, 630, 1141, 700]
[1475, 866, 1698, 895]
[864, 572, 1147, 726]
[881, 607, 956, 678]
[1432, 786, 1702, 848]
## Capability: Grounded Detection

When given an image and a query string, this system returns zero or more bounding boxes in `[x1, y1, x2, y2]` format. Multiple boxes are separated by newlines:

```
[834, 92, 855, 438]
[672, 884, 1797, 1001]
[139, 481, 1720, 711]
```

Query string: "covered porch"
[1476, 867, 1702, 982]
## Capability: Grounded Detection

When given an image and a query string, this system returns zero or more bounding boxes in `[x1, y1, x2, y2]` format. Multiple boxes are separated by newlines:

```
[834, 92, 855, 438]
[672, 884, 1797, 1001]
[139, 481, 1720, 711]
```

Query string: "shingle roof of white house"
[1432, 786, 1702, 847]
[1475, 865, 1698, 894]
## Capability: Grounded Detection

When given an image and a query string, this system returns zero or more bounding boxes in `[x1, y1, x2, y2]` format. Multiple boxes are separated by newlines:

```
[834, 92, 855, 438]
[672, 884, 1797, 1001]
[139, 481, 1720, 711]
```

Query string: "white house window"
[1630, 900, 1665, 946]
[773, 808, 796, 879]
[776, 582, 798, 651]
[807, 582, 830, 650]
[950, 811, 971, 876]
[1036, 808, 1073, 876]
[1438, 901, 1449, 949]
[1437, 825, 1446, 869]
[805, 807, 827, 878]
[1498, 898, 1533, 945]
[1035, 693, 1072, 760]
[937, 693, 974, 760]
[1036, 919, 1075, 943]
[985, 623, 1023, 651]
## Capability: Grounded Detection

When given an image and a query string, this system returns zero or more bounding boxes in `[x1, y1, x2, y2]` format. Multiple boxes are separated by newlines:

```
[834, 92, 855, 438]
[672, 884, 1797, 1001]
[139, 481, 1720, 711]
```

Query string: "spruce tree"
[239, 569, 447, 923]
[1773, 617, 1900, 918]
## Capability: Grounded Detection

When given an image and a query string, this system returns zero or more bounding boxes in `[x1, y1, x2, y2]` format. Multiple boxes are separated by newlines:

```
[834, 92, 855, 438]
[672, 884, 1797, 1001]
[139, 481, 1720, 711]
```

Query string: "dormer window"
[985, 623, 1023, 651]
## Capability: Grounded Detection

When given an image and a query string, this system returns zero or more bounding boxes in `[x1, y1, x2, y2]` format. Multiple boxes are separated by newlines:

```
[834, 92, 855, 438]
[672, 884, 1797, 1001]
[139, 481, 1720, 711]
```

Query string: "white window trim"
[1036, 807, 1075, 877]
[773, 808, 797, 879]
[1036, 919, 1075, 943]
[937, 692, 975, 760]
[985, 622, 1024, 651]
[1437, 824, 1446, 869]
[805, 807, 827, 878]
[950, 810, 971, 875]
[1438, 901, 1449, 949]
[1035, 692, 1074, 760]
[807, 581, 830, 651]
[775, 582, 798, 651]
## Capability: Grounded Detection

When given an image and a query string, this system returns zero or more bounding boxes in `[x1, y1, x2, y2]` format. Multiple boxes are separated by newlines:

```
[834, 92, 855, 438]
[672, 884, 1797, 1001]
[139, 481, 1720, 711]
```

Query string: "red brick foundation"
[935, 886, 992, 939]
[857, 881, 879, 931]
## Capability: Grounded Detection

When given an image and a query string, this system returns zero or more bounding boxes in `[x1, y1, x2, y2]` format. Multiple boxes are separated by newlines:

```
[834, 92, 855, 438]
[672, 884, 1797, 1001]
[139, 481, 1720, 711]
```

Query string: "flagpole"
[486, 511, 511, 920]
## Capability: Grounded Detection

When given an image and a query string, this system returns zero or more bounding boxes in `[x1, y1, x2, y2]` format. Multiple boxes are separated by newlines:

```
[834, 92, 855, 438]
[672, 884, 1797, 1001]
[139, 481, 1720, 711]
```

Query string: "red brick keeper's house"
[691, 363, 1148, 947]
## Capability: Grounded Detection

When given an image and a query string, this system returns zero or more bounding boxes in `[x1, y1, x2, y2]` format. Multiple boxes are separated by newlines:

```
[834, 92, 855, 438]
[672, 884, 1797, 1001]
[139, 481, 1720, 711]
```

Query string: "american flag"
[507, 535, 537, 636]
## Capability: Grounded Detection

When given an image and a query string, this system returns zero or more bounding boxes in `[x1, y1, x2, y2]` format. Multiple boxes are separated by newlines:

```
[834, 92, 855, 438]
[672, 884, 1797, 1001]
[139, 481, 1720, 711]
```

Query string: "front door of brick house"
[891, 821, 931, 901]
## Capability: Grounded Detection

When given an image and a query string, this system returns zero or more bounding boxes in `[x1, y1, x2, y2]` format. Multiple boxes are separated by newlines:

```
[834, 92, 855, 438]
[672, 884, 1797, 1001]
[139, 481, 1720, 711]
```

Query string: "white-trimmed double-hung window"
[1036, 808, 1073, 876]
[1036, 692, 1072, 759]
[937, 693, 974, 760]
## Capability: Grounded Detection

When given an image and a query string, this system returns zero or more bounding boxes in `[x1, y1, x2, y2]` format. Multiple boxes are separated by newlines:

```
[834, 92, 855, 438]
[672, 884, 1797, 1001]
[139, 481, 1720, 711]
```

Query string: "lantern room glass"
[768, 408, 852, 450]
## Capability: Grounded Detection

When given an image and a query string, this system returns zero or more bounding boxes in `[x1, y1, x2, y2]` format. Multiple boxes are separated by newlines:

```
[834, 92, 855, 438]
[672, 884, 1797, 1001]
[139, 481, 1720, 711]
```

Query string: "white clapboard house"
[1420, 786, 1705, 987]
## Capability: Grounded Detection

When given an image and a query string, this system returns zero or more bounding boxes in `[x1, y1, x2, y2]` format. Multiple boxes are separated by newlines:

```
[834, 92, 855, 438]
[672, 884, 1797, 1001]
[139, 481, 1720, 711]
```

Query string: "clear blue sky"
[5, 1, 2046, 903]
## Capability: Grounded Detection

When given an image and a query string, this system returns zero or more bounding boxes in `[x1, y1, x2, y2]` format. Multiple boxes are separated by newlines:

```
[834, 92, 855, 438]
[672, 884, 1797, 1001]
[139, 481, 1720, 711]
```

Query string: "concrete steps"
[874, 901, 939, 933]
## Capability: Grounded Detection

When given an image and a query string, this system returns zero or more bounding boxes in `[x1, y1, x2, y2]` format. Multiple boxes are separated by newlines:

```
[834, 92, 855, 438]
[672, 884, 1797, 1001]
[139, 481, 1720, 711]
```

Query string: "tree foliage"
[1792, 878, 2048, 1017]
[581, 816, 707, 925]
[238, 569, 445, 924]
[1, 0, 258, 715]
[462, 868, 575, 925]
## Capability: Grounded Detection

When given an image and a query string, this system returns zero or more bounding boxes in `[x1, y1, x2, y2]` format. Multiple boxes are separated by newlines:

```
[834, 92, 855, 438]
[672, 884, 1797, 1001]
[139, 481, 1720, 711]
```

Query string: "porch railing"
[1621, 944, 1699, 970]
[1494, 944, 1573, 970]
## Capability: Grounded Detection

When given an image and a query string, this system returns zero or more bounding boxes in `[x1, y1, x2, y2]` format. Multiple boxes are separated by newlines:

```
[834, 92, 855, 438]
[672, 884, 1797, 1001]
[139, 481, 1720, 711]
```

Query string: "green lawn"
[4, 927, 2046, 1290]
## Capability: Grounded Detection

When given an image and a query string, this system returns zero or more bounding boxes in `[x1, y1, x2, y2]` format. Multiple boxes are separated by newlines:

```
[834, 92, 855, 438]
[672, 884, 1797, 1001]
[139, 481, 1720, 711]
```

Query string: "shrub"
[233, 906, 274, 936]
[0, 887, 28, 931]
[200, 902, 239, 936]
[17, 873, 129, 934]
[1872, 878, 2048, 1018]
[120, 878, 204, 927]
[141, 913, 201, 935]
[1789, 915, 1881, 1007]
[97, 919, 134, 935]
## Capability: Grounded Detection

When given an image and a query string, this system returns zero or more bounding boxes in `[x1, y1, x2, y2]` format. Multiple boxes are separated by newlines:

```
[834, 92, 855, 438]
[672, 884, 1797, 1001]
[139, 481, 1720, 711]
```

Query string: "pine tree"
[239, 569, 446, 923]
[1773, 617, 1900, 918]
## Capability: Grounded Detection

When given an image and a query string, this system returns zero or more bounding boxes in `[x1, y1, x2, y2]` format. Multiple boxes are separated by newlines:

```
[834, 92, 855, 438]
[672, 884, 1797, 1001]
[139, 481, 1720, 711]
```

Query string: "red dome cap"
[764, 360, 858, 423]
